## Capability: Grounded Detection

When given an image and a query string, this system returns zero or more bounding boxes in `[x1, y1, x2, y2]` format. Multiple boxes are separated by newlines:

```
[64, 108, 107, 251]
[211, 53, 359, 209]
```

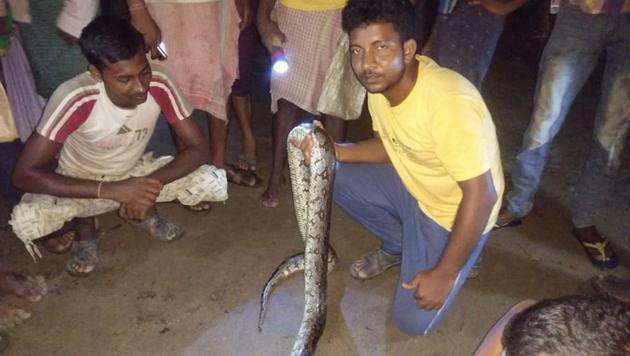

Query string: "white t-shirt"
[37, 67, 193, 178]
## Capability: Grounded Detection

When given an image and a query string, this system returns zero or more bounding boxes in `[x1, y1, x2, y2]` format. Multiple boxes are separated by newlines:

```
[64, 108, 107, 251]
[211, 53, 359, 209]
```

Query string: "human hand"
[468, 0, 511, 16]
[290, 121, 326, 165]
[402, 267, 457, 310]
[129, 6, 162, 58]
[102, 177, 163, 206]
[259, 21, 286, 53]
[119, 201, 155, 220]
[235, 0, 253, 30]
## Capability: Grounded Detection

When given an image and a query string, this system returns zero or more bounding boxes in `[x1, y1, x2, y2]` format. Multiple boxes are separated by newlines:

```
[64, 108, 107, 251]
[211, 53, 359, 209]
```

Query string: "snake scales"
[258, 123, 338, 356]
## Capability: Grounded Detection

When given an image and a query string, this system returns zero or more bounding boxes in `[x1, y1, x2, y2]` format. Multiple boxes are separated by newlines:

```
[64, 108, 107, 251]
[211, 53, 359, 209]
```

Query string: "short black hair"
[78, 15, 146, 71]
[342, 0, 416, 42]
[504, 295, 630, 356]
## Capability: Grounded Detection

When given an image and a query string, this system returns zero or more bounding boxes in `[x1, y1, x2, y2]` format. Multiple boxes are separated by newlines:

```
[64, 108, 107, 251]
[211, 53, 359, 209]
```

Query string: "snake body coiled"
[258, 123, 337, 356]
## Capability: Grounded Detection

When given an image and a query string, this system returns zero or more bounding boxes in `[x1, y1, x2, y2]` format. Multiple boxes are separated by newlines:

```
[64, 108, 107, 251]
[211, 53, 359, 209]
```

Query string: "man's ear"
[403, 39, 417, 63]
[88, 65, 102, 81]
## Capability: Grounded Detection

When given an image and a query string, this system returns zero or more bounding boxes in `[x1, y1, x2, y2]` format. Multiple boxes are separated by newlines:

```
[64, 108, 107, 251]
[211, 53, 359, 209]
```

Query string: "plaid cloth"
[147, 0, 240, 120]
[10, 153, 228, 260]
[270, 3, 343, 115]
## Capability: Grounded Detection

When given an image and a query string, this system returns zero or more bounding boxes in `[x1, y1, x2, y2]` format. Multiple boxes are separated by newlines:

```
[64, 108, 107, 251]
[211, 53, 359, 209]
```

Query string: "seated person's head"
[503, 295, 630, 356]
[78, 16, 151, 109]
[341, 0, 418, 95]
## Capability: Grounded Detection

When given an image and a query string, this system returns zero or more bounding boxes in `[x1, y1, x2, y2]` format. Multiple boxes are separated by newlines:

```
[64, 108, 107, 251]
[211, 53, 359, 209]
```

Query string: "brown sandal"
[350, 248, 401, 280]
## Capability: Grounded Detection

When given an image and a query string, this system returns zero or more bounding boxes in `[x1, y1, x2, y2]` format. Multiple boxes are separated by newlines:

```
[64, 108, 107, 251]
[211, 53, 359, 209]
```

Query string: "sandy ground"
[1, 18, 629, 356]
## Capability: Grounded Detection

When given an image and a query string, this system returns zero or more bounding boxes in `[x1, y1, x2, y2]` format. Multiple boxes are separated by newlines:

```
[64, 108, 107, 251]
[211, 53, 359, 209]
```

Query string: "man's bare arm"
[334, 133, 390, 163]
[256, 0, 285, 53]
[403, 170, 497, 309]
[145, 117, 210, 185]
[12, 134, 162, 206]
[436, 170, 497, 275]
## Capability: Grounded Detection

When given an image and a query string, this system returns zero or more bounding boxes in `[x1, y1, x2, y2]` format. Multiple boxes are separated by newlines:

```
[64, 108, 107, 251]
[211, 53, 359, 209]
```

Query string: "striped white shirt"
[37, 67, 193, 178]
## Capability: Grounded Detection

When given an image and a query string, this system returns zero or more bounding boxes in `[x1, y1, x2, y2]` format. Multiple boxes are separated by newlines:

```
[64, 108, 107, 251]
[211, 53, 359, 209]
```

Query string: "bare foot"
[0, 272, 47, 303]
[260, 189, 280, 208]
[0, 302, 31, 329]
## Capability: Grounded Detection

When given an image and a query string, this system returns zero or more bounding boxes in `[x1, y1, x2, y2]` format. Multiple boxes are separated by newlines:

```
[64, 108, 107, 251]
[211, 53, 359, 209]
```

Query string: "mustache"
[360, 71, 381, 80]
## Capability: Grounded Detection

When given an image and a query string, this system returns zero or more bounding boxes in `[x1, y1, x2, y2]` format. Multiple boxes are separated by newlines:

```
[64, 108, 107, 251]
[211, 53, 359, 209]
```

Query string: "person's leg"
[261, 99, 302, 207]
[430, 4, 505, 88]
[392, 210, 490, 335]
[231, 25, 258, 171]
[0, 270, 47, 303]
[65, 216, 99, 276]
[0, 140, 23, 205]
[231, 94, 257, 164]
[321, 114, 347, 142]
[570, 15, 630, 268]
[333, 163, 409, 256]
[209, 113, 229, 169]
[503, 5, 605, 221]
[333, 162, 490, 334]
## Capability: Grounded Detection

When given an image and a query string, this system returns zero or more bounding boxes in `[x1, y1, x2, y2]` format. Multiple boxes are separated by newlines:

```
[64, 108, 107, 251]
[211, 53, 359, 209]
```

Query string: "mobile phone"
[155, 41, 168, 60]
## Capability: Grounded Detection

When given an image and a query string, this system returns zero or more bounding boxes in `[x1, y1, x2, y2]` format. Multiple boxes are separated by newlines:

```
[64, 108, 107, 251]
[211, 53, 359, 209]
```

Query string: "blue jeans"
[333, 163, 489, 335]
[506, 4, 630, 228]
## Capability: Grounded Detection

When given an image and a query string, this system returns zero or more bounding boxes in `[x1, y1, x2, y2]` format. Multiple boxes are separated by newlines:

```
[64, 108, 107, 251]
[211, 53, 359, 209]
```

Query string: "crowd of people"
[0, 0, 628, 353]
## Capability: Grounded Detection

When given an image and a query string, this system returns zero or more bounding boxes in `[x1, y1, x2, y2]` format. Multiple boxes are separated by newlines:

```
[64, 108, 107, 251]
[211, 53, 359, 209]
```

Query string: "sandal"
[350, 248, 401, 281]
[493, 209, 522, 230]
[41, 230, 75, 255]
[65, 239, 99, 277]
[226, 165, 262, 188]
[572, 226, 619, 270]
[185, 201, 212, 216]
[127, 214, 183, 242]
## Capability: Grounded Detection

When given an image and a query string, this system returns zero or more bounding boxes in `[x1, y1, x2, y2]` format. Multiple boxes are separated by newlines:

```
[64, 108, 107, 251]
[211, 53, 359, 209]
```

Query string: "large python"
[258, 123, 337, 356]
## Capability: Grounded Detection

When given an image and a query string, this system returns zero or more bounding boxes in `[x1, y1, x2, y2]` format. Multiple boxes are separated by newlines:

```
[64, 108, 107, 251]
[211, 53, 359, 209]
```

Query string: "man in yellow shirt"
[335, 0, 504, 335]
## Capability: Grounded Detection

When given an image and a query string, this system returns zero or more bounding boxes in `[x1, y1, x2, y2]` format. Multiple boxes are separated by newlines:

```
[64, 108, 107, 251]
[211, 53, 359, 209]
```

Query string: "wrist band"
[97, 181, 104, 199]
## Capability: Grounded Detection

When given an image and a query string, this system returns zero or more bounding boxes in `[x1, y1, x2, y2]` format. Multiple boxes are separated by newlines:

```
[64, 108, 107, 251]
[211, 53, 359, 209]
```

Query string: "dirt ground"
[1, 14, 629, 356]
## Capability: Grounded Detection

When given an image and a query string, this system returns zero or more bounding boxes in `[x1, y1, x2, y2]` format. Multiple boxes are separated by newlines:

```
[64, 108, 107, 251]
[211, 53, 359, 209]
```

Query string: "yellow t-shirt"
[279, 0, 346, 11]
[368, 56, 504, 233]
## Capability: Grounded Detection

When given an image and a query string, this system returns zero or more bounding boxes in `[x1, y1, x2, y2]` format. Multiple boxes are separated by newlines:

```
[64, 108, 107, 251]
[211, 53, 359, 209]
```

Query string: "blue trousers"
[333, 163, 489, 335]
[506, 4, 630, 228]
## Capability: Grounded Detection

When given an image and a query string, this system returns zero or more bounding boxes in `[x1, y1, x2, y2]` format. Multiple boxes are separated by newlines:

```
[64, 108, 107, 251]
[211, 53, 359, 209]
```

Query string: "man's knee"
[332, 162, 355, 204]
[392, 308, 436, 336]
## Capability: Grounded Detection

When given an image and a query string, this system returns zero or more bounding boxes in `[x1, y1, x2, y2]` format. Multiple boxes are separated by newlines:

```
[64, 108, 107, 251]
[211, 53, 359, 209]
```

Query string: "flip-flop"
[185, 201, 212, 216]
[127, 214, 183, 242]
[350, 248, 401, 281]
[226, 165, 262, 188]
[493, 210, 522, 230]
[41, 230, 75, 254]
[65, 239, 99, 277]
[572, 228, 619, 270]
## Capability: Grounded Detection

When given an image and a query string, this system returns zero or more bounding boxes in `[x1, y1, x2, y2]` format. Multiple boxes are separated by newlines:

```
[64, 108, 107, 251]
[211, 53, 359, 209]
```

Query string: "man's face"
[349, 22, 410, 95]
[91, 51, 152, 109]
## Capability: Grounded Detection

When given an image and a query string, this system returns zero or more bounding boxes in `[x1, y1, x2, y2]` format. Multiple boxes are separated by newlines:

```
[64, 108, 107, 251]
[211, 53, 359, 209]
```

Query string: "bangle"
[97, 181, 104, 199]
